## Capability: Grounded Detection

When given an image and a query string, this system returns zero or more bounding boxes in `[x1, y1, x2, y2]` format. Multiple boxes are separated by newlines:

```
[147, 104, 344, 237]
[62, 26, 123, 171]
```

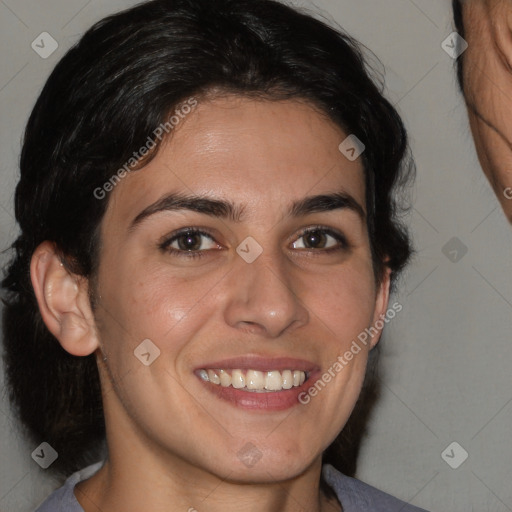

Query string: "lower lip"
[197, 371, 321, 411]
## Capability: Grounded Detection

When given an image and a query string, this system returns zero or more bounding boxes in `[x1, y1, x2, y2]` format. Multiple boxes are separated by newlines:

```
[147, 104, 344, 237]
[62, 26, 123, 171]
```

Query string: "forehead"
[105, 96, 366, 225]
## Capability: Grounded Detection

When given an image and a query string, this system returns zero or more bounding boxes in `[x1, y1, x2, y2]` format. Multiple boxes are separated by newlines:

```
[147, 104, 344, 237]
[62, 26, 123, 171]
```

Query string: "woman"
[1, 0, 426, 510]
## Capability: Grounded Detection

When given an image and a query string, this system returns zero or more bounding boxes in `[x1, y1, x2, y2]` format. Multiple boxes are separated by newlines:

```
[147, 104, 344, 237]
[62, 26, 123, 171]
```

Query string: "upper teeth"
[198, 369, 307, 391]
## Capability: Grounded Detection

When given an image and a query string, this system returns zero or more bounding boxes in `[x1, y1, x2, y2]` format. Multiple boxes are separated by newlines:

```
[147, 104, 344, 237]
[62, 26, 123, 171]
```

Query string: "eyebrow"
[128, 191, 366, 232]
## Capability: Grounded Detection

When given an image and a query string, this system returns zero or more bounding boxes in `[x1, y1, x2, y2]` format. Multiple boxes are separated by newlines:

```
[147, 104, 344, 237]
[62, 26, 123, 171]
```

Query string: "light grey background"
[1, 1, 511, 511]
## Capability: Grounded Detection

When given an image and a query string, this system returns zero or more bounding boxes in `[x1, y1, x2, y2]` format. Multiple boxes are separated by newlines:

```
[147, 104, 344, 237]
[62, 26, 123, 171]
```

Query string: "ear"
[369, 265, 392, 350]
[30, 241, 99, 356]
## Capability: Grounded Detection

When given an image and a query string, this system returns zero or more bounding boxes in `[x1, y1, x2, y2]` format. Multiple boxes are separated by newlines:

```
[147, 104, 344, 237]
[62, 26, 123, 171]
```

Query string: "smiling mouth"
[197, 368, 309, 392]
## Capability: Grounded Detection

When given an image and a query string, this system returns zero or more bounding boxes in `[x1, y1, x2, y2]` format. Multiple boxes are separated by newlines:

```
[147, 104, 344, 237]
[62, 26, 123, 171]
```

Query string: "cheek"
[308, 261, 377, 340]
[97, 257, 219, 353]
[96, 242, 377, 360]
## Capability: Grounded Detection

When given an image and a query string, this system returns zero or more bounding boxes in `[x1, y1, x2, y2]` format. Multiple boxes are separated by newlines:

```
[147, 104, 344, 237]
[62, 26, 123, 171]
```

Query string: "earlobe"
[30, 241, 99, 357]
[369, 266, 392, 350]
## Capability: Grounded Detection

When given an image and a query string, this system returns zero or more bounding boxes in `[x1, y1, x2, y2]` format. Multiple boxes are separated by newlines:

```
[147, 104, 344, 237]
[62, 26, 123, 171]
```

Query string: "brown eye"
[292, 227, 348, 252]
[160, 229, 219, 259]
[174, 232, 204, 251]
[302, 230, 328, 249]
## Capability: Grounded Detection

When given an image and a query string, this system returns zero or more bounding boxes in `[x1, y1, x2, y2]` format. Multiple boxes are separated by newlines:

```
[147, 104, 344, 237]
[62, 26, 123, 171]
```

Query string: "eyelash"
[159, 225, 350, 260]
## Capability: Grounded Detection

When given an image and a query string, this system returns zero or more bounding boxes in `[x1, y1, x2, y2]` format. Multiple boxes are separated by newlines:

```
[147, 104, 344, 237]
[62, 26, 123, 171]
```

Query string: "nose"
[222, 247, 310, 338]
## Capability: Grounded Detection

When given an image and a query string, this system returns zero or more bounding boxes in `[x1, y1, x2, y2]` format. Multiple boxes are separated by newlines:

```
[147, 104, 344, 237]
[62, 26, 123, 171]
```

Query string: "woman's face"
[93, 95, 390, 482]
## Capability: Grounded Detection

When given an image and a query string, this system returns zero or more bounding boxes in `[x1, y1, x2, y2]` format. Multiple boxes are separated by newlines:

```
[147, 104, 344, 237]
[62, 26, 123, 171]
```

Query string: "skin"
[458, 0, 512, 222]
[30, 96, 390, 512]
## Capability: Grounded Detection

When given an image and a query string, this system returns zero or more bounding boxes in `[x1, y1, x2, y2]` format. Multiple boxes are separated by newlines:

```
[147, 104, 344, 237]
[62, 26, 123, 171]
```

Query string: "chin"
[212, 442, 322, 483]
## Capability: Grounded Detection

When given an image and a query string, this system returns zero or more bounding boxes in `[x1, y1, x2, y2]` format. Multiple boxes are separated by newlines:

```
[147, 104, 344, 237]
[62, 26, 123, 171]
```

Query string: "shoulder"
[33, 461, 104, 512]
[322, 464, 430, 512]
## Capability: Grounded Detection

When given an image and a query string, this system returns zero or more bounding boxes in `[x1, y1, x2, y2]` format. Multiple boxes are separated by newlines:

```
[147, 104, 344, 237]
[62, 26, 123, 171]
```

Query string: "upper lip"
[194, 355, 320, 373]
